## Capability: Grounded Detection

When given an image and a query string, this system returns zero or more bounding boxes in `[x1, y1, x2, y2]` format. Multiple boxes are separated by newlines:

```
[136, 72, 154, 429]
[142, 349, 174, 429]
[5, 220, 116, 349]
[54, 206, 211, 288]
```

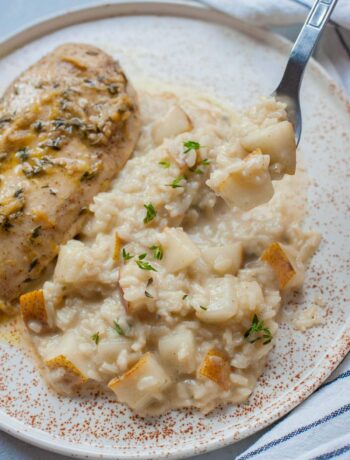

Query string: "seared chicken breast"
[0, 43, 140, 310]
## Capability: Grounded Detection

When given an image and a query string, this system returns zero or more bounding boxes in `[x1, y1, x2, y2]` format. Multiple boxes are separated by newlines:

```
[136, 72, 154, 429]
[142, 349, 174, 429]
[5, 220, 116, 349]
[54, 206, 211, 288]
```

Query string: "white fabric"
[237, 357, 350, 460]
[199, 0, 350, 28]
[198, 1, 350, 459]
[199, 0, 350, 91]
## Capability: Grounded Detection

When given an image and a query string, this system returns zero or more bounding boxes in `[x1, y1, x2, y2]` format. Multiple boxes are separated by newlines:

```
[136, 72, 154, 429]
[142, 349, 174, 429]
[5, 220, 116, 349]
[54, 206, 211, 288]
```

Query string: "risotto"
[20, 89, 320, 415]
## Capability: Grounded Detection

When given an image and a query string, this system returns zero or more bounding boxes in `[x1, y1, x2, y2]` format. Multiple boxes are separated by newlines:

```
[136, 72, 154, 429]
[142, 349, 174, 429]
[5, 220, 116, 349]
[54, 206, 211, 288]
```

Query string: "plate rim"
[0, 2, 349, 459]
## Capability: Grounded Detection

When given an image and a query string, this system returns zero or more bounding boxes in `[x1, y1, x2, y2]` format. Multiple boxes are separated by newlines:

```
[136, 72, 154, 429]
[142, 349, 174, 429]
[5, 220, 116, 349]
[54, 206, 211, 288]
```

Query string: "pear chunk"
[241, 120, 296, 178]
[161, 227, 200, 272]
[152, 105, 192, 146]
[108, 353, 170, 411]
[199, 349, 231, 390]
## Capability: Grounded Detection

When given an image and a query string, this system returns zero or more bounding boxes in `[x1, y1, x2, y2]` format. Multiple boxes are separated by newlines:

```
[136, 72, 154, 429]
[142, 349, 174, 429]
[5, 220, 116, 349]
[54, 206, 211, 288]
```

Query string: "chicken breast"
[0, 43, 140, 311]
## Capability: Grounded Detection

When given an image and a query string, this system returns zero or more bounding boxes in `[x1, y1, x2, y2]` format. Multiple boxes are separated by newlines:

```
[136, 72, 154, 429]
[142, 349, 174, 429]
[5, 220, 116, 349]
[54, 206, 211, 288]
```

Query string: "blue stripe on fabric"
[313, 443, 350, 460]
[237, 404, 350, 460]
[318, 370, 350, 390]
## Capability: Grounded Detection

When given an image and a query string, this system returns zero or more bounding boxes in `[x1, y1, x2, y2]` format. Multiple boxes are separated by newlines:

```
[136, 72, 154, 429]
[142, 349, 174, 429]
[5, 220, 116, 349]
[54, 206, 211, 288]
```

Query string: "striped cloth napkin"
[197, 1, 350, 459]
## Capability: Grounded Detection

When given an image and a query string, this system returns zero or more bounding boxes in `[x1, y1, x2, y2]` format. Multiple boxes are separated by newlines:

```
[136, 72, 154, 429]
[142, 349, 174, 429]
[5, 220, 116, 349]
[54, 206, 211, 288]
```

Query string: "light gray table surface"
[0, 1, 302, 459]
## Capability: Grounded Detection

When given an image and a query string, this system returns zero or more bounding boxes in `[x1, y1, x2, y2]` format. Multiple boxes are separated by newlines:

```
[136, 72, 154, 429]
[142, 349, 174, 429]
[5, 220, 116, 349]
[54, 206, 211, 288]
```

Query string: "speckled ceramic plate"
[0, 2, 349, 459]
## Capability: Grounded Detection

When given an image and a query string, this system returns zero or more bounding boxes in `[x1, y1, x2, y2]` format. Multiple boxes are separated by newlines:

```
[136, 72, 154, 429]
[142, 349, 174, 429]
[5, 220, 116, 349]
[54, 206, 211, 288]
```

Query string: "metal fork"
[273, 0, 338, 145]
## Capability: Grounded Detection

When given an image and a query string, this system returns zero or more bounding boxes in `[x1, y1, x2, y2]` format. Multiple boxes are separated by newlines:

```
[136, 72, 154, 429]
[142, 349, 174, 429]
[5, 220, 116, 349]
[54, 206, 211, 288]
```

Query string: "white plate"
[0, 2, 349, 459]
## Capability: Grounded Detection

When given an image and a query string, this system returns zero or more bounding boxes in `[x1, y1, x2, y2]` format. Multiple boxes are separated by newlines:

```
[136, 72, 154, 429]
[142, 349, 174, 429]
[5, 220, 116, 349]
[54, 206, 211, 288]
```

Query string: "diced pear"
[152, 105, 193, 146]
[199, 349, 231, 390]
[216, 155, 274, 210]
[241, 120, 296, 178]
[108, 352, 170, 411]
[158, 329, 196, 374]
[20, 289, 49, 331]
[195, 276, 237, 324]
[261, 242, 303, 289]
[45, 355, 88, 386]
[201, 242, 243, 275]
[113, 234, 122, 262]
[161, 227, 200, 272]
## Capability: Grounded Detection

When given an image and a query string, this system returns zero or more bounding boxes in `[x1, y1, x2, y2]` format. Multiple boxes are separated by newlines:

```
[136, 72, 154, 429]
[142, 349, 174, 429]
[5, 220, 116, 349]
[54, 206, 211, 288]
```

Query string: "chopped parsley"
[28, 258, 38, 272]
[182, 294, 188, 300]
[199, 305, 208, 311]
[167, 176, 186, 189]
[45, 136, 63, 150]
[159, 159, 170, 168]
[16, 148, 30, 162]
[122, 248, 133, 261]
[135, 254, 157, 271]
[143, 203, 157, 224]
[201, 158, 211, 166]
[150, 245, 163, 260]
[14, 188, 24, 198]
[80, 170, 97, 182]
[107, 83, 119, 95]
[91, 332, 100, 345]
[145, 279, 154, 299]
[183, 140, 201, 154]
[32, 120, 44, 132]
[31, 225, 41, 239]
[244, 314, 272, 345]
[113, 320, 125, 336]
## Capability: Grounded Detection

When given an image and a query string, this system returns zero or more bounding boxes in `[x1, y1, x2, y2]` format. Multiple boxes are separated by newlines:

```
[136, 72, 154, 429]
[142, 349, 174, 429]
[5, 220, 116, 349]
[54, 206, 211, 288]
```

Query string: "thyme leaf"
[122, 248, 133, 261]
[159, 160, 170, 168]
[183, 140, 201, 154]
[167, 176, 186, 189]
[135, 254, 157, 271]
[143, 203, 157, 224]
[91, 332, 100, 344]
[150, 245, 163, 260]
[244, 314, 272, 345]
[113, 320, 125, 336]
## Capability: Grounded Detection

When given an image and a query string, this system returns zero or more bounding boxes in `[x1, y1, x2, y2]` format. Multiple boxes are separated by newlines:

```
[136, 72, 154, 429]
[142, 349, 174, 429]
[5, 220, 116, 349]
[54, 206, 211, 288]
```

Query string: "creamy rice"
[22, 89, 320, 415]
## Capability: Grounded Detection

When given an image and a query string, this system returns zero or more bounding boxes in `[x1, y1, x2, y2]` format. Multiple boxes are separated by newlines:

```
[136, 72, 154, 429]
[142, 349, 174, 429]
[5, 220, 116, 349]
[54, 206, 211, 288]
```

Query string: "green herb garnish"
[183, 140, 201, 154]
[14, 188, 24, 198]
[201, 159, 211, 166]
[122, 248, 133, 261]
[200, 305, 208, 311]
[80, 170, 97, 182]
[150, 245, 163, 260]
[16, 148, 30, 162]
[143, 203, 157, 224]
[113, 320, 125, 336]
[159, 160, 170, 168]
[28, 258, 38, 272]
[244, 314, 272, 345]
[136, 254, 157, 272]
[32, 120, 44, 132]
[167, 176, 186, 189]
[91, 332, 100, 344]
[145, 291, 153, 298]
[182, 294, 188, 300]
[31, 225, 41, 239]
[45, 136, 63, 150]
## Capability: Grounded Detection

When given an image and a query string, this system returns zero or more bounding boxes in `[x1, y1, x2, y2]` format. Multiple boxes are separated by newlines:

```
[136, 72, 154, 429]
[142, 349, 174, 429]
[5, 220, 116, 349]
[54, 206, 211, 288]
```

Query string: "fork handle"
[276, 0, 338, 97]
